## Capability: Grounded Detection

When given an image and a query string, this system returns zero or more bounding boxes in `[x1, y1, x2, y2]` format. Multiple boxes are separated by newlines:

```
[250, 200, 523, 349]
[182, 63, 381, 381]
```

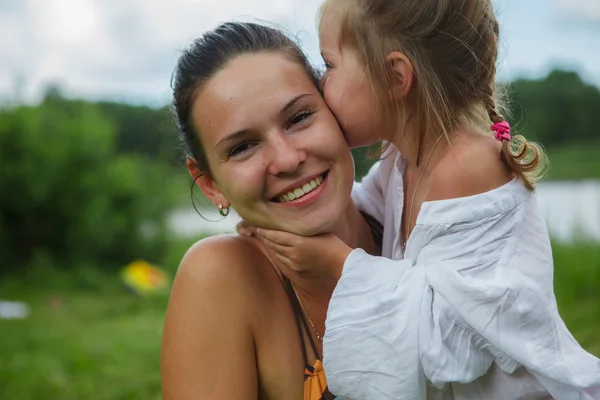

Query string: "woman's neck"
[288, 200, 367, 299]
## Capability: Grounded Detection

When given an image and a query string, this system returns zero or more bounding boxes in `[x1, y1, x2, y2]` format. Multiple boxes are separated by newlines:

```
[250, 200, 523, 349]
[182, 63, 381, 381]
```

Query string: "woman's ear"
[386, 51, 414, 100]
[186, 157, 230, 209]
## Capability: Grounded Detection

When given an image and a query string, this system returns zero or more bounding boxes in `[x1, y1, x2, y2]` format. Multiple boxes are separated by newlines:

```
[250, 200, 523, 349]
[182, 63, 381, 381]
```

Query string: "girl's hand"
[236, 220, 256, 237]
[256, 228, 352, 280]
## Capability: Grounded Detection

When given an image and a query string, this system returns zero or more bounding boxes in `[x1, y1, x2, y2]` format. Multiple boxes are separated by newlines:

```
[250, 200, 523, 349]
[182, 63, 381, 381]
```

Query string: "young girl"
[254, 0, 600, 398]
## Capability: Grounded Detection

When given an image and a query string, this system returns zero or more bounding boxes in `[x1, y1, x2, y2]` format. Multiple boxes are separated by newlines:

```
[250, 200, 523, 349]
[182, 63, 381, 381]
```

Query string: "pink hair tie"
[491, 121, 511, 142]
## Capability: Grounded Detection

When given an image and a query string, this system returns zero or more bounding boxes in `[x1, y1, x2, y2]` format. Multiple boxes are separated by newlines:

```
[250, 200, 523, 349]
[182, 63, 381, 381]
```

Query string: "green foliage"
[0, 97, 178, 275]
[352, 145, 379, 182]
[510, 70, 600, 146]
[545, 141, 600, 180]
[95, 102, 179, 161]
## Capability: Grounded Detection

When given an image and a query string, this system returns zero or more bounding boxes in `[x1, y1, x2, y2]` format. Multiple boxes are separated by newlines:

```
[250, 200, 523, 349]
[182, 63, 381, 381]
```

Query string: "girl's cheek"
[319, 74, 327, 91]
[322, 84, 336, 110]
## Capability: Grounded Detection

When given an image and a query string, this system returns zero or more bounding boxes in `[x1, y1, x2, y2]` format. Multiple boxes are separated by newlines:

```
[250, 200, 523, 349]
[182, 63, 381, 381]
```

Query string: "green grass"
[545, 141, 600, 181]
[552, 243, 600, 355]
[0, 241, 598, 399]
[0, 237, 200, 400]
[0, 293, 168, 400]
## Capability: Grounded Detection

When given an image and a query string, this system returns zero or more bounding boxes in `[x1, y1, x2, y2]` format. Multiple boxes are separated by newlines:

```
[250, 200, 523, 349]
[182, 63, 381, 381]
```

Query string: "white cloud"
[0, 0, 324, 105]
[0, 0, 598, 106]
[556, 0, 600, 22]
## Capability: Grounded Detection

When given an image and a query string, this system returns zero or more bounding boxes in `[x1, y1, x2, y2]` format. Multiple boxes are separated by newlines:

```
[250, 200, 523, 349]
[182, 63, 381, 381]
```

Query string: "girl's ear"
[386, 51, 415, 100]
[186, 157, 230, 210]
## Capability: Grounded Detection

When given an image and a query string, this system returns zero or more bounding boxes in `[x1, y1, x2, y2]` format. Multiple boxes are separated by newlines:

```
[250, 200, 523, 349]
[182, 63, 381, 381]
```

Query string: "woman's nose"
[267, 134, 307, 176]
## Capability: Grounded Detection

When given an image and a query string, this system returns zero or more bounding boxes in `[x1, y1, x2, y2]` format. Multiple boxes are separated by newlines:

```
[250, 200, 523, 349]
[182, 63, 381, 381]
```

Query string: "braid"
[481, 10, 543, 191]
[484, 80, 541, 191]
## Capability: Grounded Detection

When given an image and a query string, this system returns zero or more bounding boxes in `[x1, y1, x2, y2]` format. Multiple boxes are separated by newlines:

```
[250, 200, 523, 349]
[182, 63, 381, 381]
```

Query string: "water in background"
[169, 180, 600, 243]
[536, 180, 600, 242]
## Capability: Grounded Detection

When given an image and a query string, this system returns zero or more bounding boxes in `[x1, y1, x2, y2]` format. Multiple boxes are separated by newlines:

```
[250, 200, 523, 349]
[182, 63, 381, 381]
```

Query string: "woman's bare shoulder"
[174, 234, 277, 296]
[162, 235, 272, 399]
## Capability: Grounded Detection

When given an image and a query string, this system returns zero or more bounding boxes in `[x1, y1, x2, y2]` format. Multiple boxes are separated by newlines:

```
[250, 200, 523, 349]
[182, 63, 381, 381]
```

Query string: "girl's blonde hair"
[319, 0, 547, 190]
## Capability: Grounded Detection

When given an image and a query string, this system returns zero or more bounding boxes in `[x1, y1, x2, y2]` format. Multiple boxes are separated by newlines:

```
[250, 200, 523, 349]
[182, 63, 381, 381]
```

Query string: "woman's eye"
[323, 61, 333, 70]
[228, 142, 255, 157]
[287, 110, 314, 128]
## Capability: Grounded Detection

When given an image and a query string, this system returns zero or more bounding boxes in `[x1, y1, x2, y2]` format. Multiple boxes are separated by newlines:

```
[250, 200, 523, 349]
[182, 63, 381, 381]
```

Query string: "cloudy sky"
[1, 0, 598, 107]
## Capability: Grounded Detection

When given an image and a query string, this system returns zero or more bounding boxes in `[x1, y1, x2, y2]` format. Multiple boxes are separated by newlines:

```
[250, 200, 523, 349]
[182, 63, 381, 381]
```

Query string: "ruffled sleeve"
[421, 257, 600, 399]
[323, 249, 427, 400]
[323, 192, 600, 399]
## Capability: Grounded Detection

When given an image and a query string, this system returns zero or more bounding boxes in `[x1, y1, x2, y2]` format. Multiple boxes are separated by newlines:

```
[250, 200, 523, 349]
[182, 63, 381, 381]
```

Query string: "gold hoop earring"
[217, 203, 229, 217]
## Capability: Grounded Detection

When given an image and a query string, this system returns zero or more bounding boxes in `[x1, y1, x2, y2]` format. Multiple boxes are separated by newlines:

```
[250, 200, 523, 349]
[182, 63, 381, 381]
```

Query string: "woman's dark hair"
[171, 21, 320, 175]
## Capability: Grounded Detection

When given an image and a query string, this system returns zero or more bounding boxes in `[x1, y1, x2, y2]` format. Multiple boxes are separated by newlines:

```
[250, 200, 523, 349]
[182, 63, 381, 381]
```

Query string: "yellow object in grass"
[121, 260, 169, 296]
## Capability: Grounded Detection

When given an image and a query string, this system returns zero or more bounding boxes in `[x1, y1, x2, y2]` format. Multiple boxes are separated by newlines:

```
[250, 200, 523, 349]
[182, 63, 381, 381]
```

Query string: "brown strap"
[282, 277, 320, 364]
[360, 211, 383, 250]
[253, 235, 324, 362]
[283, 276, 309, 366]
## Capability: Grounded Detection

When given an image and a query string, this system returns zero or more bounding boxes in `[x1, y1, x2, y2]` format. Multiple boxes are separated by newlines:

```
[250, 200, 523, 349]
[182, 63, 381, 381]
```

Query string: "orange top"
[304, 359, 334, 400]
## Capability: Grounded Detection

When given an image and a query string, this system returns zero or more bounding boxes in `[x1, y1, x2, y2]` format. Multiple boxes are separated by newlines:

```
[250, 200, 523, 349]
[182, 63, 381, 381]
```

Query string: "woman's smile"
[271, 171, 328, 205]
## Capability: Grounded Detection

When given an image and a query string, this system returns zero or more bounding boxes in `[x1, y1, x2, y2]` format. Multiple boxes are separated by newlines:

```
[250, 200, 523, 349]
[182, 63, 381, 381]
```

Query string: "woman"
[161, 22, 377, 399]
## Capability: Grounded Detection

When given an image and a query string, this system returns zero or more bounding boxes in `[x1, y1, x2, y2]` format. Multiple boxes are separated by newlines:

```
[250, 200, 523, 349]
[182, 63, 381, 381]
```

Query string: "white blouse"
[323, 146, 600, 400]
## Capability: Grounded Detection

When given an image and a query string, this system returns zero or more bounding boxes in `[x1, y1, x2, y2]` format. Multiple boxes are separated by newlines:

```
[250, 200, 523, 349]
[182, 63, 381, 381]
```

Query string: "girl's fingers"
[260, 236, 291, 257]
[236, 220, 256, 237]
[256, 228, 298, 247]
[274, 253, 294, 270]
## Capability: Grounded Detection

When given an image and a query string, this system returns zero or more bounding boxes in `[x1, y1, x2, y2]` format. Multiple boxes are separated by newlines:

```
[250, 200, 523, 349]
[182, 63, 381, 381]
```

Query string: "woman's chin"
[281, 216, 337, 237]
[239, 196, 347, 236]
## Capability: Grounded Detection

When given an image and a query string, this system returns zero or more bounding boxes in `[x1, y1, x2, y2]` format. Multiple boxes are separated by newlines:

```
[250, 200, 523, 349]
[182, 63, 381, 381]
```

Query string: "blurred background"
[0, 0, 599, 399]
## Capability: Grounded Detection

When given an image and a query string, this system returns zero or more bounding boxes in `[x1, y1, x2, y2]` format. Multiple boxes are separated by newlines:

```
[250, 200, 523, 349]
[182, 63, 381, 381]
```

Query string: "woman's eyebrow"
[215, 128, 252, 151]
[279, 93, 313, 118]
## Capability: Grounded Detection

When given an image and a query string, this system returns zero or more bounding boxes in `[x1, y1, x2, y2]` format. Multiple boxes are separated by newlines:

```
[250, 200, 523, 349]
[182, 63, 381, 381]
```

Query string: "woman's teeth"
[279, 176, 324, 203]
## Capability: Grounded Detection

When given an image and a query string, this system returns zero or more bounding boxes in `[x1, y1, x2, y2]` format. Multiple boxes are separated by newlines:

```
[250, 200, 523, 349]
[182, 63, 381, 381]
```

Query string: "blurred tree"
[96, 102, 179, 161]
[510, 70, 600, 146]
[352, 145, 378, 182]
[43, 84, 64, 101]
[0, 97, 177, 275]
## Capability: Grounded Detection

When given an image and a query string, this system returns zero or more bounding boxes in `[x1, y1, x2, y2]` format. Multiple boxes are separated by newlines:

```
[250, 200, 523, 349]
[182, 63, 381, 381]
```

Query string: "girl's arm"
[323, 250, 425, 400]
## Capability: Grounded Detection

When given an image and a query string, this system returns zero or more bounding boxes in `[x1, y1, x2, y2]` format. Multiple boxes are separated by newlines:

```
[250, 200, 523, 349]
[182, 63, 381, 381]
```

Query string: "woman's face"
[191, 52, 354, 236]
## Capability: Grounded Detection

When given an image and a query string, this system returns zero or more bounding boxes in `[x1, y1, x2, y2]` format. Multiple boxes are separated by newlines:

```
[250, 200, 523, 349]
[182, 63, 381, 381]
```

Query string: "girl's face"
[190, 52, 355, 236]
[319, 10, 382, 149]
